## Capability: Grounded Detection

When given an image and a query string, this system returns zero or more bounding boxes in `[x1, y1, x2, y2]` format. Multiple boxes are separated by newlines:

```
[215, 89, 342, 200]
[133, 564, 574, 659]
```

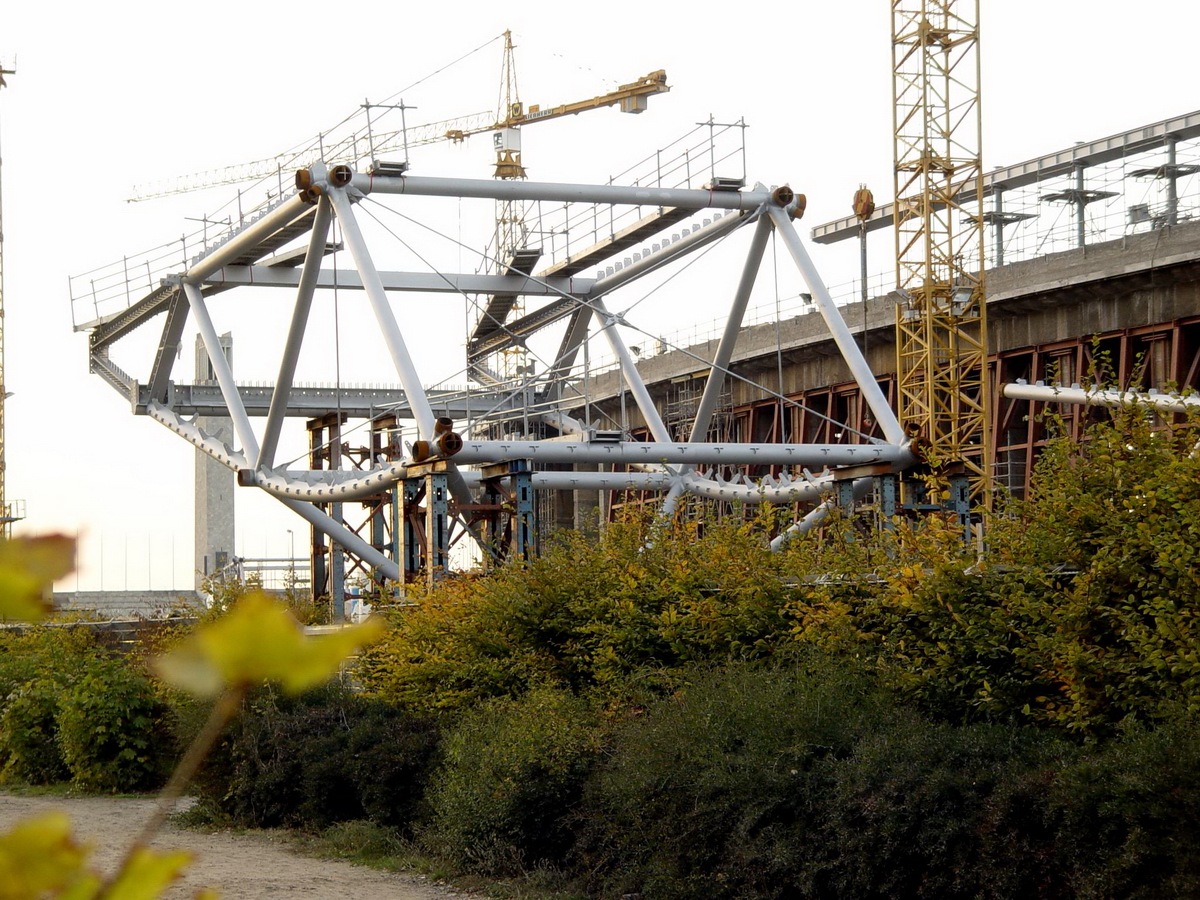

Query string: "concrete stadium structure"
[560, 111, 1200, 526]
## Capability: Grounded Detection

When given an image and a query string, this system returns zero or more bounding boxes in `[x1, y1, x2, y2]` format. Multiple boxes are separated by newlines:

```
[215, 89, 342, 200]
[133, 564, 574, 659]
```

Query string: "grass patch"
[291, 820, 414, 871]
[169, 797, 240, 831]
[275, 819, 587, 900]
[2, 782, 151, 800]
[2, 782, 78, 798]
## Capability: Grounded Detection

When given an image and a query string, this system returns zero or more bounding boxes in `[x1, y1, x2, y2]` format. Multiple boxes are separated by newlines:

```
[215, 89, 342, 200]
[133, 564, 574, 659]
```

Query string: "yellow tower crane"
[891, 0, 991, 501]
[127, 32, 669, 386]
[447, 30, 669, 382]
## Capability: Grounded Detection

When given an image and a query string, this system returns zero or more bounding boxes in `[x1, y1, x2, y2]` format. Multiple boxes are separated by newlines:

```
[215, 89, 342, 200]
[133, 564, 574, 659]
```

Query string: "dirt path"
[0, 793, 456, 899]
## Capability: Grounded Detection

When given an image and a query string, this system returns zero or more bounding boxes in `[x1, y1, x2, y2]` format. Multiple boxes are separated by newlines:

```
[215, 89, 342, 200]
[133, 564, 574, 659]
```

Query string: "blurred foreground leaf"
[155, 591, 385, 697]
[0, 813, 205, 900]
[0, 535, 75, 622]
[0, 812, 89, 899]
[99, 847, 192, 900]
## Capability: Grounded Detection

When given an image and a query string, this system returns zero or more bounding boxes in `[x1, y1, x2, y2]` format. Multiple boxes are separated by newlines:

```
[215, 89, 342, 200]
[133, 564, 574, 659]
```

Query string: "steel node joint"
[296, 163, 335, 204]
[770, 185, 806, 220]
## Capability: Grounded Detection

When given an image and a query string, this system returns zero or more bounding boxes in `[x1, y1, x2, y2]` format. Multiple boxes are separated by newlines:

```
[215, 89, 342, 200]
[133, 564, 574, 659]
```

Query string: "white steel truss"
[76, 164, 914, 573]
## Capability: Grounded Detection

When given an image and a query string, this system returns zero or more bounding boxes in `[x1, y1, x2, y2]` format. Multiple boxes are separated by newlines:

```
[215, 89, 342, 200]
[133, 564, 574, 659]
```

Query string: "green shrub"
[426, 686, 603, 875]
[581, 659, 1086, 900]
[0, 678, 69, 784]
[580, 659, 902, 900]
[1052, 718, 1200, 899]
[56, 658, 170, 792]
[0, 627, 114, 787]
[822, 719, 1068, 900]
[197, 684, 440, 832]
[359, 516, 795, 712]
[0, 627, 101, 712]
[990, 406, 1200, 732]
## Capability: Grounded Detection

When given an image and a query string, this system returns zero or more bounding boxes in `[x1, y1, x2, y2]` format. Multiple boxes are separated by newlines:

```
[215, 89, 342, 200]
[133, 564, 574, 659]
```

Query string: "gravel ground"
[0, 792, 456, 899]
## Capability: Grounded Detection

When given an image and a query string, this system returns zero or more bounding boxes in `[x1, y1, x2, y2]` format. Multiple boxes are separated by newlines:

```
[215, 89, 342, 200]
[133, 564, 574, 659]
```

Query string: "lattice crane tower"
[0, 64, 13, 537]
[891, 0, 991, 494]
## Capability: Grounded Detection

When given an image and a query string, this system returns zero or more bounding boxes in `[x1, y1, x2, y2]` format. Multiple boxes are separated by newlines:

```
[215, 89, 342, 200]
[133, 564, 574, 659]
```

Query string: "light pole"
[285, 528, 296, 595]
[853, 185, 875, 359]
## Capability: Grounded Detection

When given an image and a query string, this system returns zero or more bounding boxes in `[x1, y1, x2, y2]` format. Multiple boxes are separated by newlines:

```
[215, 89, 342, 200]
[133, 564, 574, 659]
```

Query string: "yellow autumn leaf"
[55, 877, 103, 900]
[0, 535, 75, 622]
[155, 591, 385, 697]
[101, 847, 192, 900]
[0, 812, 90, 900]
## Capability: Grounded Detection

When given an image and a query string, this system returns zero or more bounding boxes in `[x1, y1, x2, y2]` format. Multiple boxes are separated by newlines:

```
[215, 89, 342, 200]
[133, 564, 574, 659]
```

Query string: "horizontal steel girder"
[133, 382, 515, 419]
[238, 448, 914, 506]
[202, 266, 594, 297]
[352, 172, 776, 210]
[453, 439, 900, 467]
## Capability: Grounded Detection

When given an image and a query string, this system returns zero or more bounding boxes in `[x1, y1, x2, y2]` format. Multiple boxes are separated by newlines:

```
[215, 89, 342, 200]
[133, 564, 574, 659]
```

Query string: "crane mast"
[475, 30, 669, 262]
[0, 65, 12, 538]
[123, 32, 669, 388]
[891, 0, 991, 497]
[467, 30, 669, 382]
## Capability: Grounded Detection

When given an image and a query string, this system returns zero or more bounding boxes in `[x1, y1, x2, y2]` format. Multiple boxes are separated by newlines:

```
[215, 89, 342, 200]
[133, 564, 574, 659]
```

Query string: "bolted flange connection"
[412, 418, 465, 461]
[771, 185, 807, 220]
[295, 168, 325, 204]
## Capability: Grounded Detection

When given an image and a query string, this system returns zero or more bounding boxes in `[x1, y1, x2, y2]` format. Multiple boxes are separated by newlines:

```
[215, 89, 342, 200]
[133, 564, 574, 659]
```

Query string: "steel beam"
[181, 281, 259, 459]
[1001, 381, 1200, 412]
[282, 496, 398, 582]
[202, 265, 594, 297]
[183, 194, 312, 285]
[239, 440, 905, 503]
[657, 480, 686, 520]
[327, 187, 435, 439]
[258, 195, 333, 468]
[145, 289, 188, 405]
[134, 382, 512, 419]
[546, 309, 592, 398]
[592, 299, 674, 445]
[768, 208, 906, 446]
[352, 172, 775, 211]
[689, 214, 772, 443]
[146, 402, 399, 578]
[589, 208, 752, 298]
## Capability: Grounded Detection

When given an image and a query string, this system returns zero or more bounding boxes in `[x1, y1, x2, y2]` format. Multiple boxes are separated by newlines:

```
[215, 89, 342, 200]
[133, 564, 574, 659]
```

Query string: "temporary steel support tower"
[891, 0, 991, 492]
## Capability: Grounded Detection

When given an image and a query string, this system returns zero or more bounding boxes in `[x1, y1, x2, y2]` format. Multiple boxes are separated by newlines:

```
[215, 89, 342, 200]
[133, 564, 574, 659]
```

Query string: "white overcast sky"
[1, 1, 1197, 591]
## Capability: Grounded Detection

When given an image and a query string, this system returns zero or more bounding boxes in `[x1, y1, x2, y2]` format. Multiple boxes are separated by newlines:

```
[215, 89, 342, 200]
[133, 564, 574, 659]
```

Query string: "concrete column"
[194, 333, 235, 592]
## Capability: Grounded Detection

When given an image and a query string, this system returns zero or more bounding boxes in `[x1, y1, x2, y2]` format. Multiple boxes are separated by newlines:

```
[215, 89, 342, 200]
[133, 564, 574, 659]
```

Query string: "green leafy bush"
[1052, 717, 1200, 899]
[426, 685, 603, 875]
[196, 684, 439, 831]
[0, 627, 101, 711]
[0, 627, 107, 785]
[0, 678, 69, 784]
[581, 659, 902, 900]
[786, 405, 1200, 734]
[56, 658, 171, 792]
[582, 659, 1115, 900]
[822, 719, 1068, 900]
[360, 516, 795, 712]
